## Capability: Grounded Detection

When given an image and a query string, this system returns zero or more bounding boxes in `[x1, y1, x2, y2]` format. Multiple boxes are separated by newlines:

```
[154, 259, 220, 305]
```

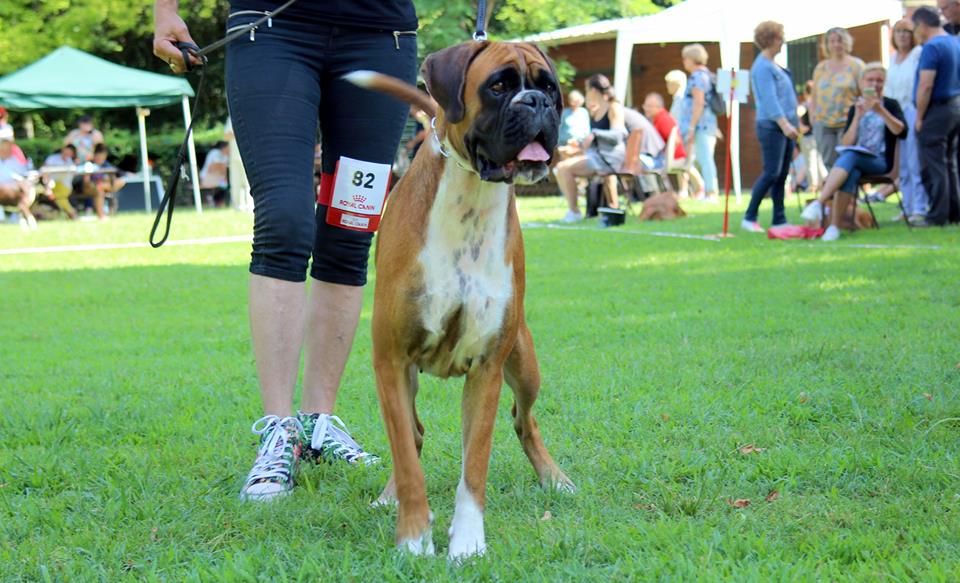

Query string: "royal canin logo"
[353, 194, 367, 204]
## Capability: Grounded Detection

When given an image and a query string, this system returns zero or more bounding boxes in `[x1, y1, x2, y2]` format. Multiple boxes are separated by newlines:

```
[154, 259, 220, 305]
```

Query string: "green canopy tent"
[0, 46, 202, 213]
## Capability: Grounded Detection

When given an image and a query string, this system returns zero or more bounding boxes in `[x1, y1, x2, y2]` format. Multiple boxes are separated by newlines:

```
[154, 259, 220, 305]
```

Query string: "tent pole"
[136, 107, 152, 212]
[181, 95, 203, 214]
[613, 30, 634, 105]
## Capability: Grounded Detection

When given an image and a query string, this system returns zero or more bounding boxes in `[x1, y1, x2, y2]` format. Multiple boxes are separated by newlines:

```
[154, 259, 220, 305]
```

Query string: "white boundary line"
[522, 222, 722, 242]
[0, 234, 252, 256]
[522, 222, 945, 250]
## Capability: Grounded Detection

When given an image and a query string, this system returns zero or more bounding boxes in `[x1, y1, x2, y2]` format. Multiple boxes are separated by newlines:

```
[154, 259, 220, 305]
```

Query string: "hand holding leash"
[153, 7, 204, 74]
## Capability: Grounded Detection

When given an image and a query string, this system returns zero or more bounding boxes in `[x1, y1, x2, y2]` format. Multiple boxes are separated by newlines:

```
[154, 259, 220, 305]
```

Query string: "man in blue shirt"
[914, 6, 960, 225]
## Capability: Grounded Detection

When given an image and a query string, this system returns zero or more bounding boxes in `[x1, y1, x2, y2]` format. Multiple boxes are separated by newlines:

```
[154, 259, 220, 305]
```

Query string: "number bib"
[321, 156, 392, 232]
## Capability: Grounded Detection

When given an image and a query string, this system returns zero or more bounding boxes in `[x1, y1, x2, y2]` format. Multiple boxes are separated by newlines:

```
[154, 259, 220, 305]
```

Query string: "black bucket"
[598, 206, 626, 227]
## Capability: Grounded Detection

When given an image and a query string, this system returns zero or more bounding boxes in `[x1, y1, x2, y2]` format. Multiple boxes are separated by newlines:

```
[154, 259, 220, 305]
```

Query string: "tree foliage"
[0, 0, 672, 135]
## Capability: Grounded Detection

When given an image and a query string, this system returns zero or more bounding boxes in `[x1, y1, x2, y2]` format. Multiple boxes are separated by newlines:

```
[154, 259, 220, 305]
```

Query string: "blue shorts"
[832, 150, 888, 194]
[226, 10, 417, 285]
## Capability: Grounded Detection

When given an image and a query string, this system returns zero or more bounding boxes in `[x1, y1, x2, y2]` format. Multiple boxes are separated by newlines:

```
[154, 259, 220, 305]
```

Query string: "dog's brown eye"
[490, 82, 506, 94]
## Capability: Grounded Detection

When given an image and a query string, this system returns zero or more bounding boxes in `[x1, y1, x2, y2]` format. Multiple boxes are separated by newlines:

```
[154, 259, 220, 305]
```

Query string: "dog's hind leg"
[374, 357, 433, 555]
[376, 364, 425, 507]
[504, 323, 575, 493]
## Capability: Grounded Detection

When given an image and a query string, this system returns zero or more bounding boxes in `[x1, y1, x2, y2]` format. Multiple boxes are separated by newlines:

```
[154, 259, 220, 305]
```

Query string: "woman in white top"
[884, 18, 928, 222]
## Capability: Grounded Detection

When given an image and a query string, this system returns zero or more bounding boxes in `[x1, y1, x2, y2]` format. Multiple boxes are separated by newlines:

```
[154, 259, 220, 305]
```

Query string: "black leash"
[149, 0, 299, 248]
[474, 0, 488, 41]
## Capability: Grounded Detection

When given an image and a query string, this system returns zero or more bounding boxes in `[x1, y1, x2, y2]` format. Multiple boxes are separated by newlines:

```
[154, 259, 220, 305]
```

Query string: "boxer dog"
[346, 41, 574, 559]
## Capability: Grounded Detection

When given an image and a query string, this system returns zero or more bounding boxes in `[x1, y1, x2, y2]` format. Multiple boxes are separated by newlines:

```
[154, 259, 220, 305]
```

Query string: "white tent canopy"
[527, 0, 904, 195]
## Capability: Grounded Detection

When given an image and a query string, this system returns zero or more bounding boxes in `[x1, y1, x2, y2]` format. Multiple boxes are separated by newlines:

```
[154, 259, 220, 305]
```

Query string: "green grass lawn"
[2, 196, 959, 581]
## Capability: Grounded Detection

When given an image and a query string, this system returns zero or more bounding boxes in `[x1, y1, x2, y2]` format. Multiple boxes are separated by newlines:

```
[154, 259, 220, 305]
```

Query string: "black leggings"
[226, 12, 417, 285]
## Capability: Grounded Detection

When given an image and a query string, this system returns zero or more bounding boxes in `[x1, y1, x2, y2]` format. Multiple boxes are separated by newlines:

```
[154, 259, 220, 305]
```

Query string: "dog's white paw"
[398, 529, 435, 556]
[370, 494, 398, 508]
[541, 471, 576, 494]
[447, 533, 486, 562]
[448, 481, 486, 561]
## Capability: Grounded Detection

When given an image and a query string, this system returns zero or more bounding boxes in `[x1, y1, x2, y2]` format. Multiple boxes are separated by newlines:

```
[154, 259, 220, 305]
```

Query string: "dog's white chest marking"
[418, 163, 513, 376]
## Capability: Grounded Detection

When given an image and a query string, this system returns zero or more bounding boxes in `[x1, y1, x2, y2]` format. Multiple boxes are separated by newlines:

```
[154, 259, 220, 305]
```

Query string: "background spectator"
[797, 81, 826, 192]
[939, 0, 960, 35]
[42, 144, 79, 219]
[558, 89, 591, 158]
[79, 143, 124, 219]
[678, 43, 719, 200]
[884, 18, 927, 222]
[810, 27, 864, 170]
[0, 138, 38, 229]
[664, 69, 687, 121]
[743, 20, 799, 233]
[200, 140, 230, 207]
[553, 74, 626, 222]
[0, 109, 28, 166]
[604, 105, 666, 205]
[802, 63, 906, 241]
[641, 92, 686, 168]
[64, 115, 104, 163]
[664, 71, 703, 198]
[913, 6, 960, 226]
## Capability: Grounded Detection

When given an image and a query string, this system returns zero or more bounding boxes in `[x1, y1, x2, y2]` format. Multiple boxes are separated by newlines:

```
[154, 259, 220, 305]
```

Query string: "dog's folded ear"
[422, 41, 489, 125]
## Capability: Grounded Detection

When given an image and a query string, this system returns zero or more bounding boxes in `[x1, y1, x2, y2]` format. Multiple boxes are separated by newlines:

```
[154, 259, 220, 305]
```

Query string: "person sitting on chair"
[553, 74, 627, 222]
[0, 138, 38, 230]
[79, 143, 125, 219]
[42, 144, 79, 219]
[641, 92, 686, 170]
[200, 140, 230, 207]
[800, 62, 906, 241]
[556, 89, 592, 161]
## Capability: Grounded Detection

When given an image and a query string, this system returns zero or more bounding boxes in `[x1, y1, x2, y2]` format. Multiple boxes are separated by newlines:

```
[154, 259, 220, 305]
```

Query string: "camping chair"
[856, 141, 909, 230]
[587, 129, 645, 215]
[653, 126, 689, 193]
[818, 142, 908, 231]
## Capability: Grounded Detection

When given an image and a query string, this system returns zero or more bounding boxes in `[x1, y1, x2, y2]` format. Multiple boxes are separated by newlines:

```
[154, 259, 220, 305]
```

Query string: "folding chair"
[856, 141, 910, 230]
[589, 129, 644, 212]
[653, 126, 689, 193]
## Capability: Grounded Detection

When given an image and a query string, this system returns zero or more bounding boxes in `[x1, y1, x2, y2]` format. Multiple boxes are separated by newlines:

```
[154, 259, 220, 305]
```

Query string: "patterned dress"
[812, 57, 865, 128]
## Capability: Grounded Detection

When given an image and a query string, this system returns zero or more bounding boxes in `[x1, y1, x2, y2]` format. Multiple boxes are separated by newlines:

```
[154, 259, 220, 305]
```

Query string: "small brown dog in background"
[638, 191, 687, 220]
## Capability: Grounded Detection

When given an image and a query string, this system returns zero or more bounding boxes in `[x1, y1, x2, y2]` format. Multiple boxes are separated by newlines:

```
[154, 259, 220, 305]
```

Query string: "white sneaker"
[821, 225, 840, 241]
[740, 220, 765, 233]
[561, 210, 583, 223]
[299, 412, 379, 465]
[800, 200, 823, 222]
[239, 415, 304, 501]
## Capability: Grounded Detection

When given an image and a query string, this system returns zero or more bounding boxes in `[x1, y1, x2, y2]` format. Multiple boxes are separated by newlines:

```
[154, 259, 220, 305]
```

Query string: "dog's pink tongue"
[516, 141, 550, 162]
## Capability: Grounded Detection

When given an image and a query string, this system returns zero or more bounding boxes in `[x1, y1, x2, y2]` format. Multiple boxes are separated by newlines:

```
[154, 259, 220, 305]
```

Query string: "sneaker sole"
[239, 488, 292, 502]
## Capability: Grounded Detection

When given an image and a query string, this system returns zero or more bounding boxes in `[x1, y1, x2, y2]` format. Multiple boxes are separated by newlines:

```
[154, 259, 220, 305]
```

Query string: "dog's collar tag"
[322, 156, 392, 232]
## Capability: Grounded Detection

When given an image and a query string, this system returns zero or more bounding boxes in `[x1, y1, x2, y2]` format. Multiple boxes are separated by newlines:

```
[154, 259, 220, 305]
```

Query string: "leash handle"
[474, 0, 488, 41]
[149, 63, 206, 248]
[176, 41, 206, 72]
[149, 0, 300, 247]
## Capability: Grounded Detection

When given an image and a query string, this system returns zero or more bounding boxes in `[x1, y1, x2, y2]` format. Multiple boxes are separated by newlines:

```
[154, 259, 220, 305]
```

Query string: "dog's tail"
[342, 71, 437, 118]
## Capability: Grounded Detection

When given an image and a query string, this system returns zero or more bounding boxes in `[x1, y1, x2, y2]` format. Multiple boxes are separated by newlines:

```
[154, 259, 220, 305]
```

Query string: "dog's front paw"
[398, 528, 435, 556]
[541, 471, 576, 494]
[447, 532, 486, 562]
